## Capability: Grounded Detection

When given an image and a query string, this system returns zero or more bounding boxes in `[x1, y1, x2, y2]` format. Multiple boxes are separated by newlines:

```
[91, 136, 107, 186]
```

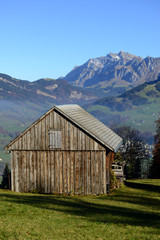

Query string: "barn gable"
[4, 104, 122, 152]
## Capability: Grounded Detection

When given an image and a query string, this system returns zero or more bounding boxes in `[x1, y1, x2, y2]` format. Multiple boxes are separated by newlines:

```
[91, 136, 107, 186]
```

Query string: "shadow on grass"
[125, 181, 160, 193]
[108, 194, 160, 210]
[0, 192, 160, 229]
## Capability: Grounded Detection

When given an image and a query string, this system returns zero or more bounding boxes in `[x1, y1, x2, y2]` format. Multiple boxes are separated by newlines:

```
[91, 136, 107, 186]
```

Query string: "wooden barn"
[4, 104, 122, 195]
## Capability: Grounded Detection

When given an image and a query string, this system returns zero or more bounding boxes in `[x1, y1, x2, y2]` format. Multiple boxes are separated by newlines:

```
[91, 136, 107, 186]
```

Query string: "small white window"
[49, 130, 62, 149]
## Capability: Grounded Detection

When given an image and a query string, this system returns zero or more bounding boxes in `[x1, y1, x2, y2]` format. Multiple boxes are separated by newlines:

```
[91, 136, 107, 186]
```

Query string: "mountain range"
[0, 73, 97, 105]
[1, 51, 160, 103]
[63, 51, 160, 96]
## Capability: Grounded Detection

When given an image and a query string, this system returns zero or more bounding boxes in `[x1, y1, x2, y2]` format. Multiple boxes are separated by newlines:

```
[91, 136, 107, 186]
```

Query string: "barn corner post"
[106, 150, 115, 193]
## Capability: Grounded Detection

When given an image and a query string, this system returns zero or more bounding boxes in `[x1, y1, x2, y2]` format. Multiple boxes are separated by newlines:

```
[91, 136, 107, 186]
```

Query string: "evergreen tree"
[1, 163, 11, 189]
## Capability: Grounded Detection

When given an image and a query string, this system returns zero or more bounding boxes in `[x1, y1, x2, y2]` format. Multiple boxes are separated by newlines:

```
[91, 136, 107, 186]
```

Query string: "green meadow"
[0, 179, 159, 240]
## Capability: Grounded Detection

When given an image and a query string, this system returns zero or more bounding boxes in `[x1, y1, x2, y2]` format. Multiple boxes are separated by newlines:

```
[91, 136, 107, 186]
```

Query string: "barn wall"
[9, 109, 110, 194]
[11, 150, 106, 194]
[10, 110, 105, 151]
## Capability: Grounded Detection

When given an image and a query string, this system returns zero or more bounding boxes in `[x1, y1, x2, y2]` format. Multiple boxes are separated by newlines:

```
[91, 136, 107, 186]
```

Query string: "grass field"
[0, 179, 160, 240]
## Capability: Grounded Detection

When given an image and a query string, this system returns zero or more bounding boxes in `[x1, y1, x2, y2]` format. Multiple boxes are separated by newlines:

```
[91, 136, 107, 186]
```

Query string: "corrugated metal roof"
[5, 104, 122, 152]
[55, 104, 122, 152]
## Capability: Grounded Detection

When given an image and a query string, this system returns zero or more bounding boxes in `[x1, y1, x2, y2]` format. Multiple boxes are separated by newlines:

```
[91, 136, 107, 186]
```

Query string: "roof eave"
[114, 139, 123, 153]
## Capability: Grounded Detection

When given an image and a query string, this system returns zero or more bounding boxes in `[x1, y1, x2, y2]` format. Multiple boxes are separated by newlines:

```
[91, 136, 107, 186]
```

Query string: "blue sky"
[0, 0, 160, 81]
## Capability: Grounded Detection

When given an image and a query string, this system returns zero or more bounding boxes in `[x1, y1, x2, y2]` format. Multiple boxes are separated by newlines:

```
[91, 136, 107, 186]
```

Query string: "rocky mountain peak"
[106, 52, 120, 61]
[87, 58, 104, 68]
[118, 51, 136, 60]
[106, 51, 142, 64]
[63, 51, 160, 96]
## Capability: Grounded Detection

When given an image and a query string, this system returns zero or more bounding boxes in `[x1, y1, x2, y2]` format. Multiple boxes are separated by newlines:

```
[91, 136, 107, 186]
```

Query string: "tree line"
[113, 121, 160, 179]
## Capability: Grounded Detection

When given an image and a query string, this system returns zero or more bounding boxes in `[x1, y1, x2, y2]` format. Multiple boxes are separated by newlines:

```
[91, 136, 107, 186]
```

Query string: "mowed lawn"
[0, 180, 160, 240]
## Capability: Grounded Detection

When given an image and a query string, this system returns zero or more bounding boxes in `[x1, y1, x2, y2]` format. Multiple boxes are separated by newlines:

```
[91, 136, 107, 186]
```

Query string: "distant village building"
[4, 105, 122, 195]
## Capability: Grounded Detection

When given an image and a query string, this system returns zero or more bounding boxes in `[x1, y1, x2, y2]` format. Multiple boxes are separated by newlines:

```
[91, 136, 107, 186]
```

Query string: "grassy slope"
[87, 82, 160, 134]
[0, 179, 160, 240]
[88, 102, 160, 133]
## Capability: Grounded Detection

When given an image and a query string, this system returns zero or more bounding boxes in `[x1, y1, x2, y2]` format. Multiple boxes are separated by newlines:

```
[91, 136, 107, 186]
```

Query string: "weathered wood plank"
[88, 151, 91, 194]
[30, 127, 34, 150]
[41, 118, 45, 150]
[15, 151, 19, 192]
[83, 151, 86, 194]
[31, 151, 34, 190]
[34, 151, 37, 190]
[50, 151, 54, 193]
[11, 151, 15, 191]
[45, 114, 50, 150]
[81, 132, 84, 151]
[103, 151, 106, 194]
[34, 124, 38, 150]
[21, 151, 24, 192]
[27, 151, 30, 191]
[37, 151, 40, 190]
[26, 130, 30, 150]
[85, 152, 88, 194]
[75, 151, 79, 193]
[41, 151, 44, 193]
[98, 151, 101, 194]
[61, 117, 64, 150]
[78, 129, 81, 150]
[70, 151, 74, 193]
[36, 122, 41, 150]
[85, 135, 89, 150]
[93, 151, 96, 193]
[91, 151, 93, 194]
[56, 112, 61, 130]
[48, 151, 51, 193]
[59, 151, 63, 194]
[44, 151, 48, 193]
[66, 151, 69, 193]
[66, 121, 69, 150]
[24, 134, 27, 150]
[23, 151, 27, 192]
[70, 123, 74, 150]
[18, 151, 22, 192]
[54, 151, 58, 193]
[81, 152, 84, 193]
[78, 151, 81, 191]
